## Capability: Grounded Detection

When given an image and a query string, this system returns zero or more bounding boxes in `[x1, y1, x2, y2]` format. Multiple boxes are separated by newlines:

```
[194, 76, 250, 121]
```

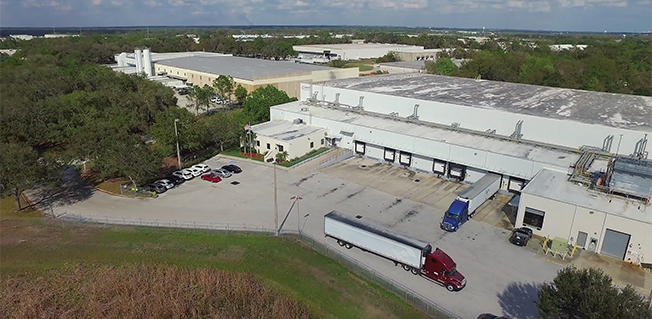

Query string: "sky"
[0, 0, 650, 32]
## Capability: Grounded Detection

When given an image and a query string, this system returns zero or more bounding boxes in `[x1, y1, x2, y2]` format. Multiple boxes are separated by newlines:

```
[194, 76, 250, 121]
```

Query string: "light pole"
[274, 159, 279, 236]
[174, 119, 182, 169]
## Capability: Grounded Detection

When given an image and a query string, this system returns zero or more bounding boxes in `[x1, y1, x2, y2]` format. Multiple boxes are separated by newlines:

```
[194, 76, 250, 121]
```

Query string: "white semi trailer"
[324, 211, 466, 291]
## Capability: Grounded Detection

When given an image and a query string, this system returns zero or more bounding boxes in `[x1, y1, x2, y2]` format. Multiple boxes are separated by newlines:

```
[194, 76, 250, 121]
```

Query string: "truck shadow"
[497, 281, 542, 319]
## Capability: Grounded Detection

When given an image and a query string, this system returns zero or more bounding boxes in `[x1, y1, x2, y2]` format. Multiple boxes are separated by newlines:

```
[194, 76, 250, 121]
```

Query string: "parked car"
[187, 167, 203, 177]
[212, 168, 232, 178]
[477, 314, 510, 319]
[210, 96, 225, 104]
[172, 169, 194, 180]
[191, 164, 211, 173]
[177, 88, 189, 95]
[155, 179, 175, 189]
[166, 175, 185, 186]
[509, 227, 533, 246]
[221, 164, 242, 173]
[145, 183, 167, 194]
[201, 172, 222, 183]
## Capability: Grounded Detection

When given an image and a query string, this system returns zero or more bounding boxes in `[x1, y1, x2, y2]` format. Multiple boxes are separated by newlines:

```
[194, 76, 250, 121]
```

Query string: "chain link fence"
[58, 213, 460, 319]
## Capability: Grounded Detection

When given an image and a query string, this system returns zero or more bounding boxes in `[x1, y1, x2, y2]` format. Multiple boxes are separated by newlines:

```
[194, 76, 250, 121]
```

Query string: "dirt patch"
[214, 245, 246, 262]
[393, 209, 420, 226]
[384, 198, 403, 211]
[345, 189, 364, 200]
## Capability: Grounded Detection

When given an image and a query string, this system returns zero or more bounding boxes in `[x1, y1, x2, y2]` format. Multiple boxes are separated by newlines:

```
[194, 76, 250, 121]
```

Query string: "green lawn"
[1, 203, 433, 319]
[345, 62, 374, 71]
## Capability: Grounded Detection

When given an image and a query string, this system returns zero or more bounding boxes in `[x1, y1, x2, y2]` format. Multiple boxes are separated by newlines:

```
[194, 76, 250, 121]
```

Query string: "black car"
[477, 314, 510, 319]
[166, 175, 185, 186]
[222, 164, 242, 173]
[144, 183, 167, 194]
[509, 227, 533, 246]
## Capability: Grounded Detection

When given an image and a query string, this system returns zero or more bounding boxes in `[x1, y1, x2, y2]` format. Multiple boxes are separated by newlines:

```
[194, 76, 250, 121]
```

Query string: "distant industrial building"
[378, 59, 466, 74]
[111, 49, 358, 98]
[252, 73, 652, 264]
[293, 41, 453, 62]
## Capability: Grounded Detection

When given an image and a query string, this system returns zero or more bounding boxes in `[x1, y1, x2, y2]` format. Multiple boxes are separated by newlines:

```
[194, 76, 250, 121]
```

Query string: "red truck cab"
[421, 248, 466, 291]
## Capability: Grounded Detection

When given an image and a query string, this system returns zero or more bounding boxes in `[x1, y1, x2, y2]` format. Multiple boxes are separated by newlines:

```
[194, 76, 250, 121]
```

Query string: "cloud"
[556, 0, 628, 7]
[21, 0, 72, 10]
[144, 0, 162, 6]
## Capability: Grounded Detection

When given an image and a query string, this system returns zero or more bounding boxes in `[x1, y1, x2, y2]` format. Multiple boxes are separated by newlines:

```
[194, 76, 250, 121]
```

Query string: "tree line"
[0, 39, 295, 208]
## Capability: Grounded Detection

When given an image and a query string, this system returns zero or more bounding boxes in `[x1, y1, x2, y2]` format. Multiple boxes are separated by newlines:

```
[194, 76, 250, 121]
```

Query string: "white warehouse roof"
[321, 74, 652, 131]
[252, 120, 326, 142]
[523, 168, 651, 224]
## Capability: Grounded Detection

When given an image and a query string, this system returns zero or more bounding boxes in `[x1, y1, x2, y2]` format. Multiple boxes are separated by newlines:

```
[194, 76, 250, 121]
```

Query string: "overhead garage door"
[399, 151, 412, 166]
[601, 229, 630, 260]
[384, 148, 396, 162]
[355, 141, 366, 155]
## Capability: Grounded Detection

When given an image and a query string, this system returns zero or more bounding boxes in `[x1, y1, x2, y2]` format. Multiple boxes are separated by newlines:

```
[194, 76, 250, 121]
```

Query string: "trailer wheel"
[446, 284, 455, 292]
[402, 264, 411, 271]
[344, 243, 353, 249]
[337, 240, 345, 247]
[411, 268, 419, 275]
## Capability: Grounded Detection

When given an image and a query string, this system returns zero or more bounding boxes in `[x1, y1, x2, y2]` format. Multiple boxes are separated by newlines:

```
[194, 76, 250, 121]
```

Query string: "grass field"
[0, 197, 432, 319]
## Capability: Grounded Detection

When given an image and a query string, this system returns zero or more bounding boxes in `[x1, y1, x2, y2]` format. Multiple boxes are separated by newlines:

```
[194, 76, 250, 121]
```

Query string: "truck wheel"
[344, 243, 353, 249]
[446, 284, 455, 292]
[402, 264, 411, 271]
[411, 268, 419, 275]
[337, 240, 345, 247]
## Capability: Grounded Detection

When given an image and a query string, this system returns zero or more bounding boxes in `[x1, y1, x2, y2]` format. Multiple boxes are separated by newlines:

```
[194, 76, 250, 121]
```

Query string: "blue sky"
[1, 0, 650, 32]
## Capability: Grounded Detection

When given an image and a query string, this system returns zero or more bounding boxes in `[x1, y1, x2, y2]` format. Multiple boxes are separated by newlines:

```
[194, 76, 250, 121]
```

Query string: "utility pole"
[174, 119, 182, 169]
[274, 161, 279, 236]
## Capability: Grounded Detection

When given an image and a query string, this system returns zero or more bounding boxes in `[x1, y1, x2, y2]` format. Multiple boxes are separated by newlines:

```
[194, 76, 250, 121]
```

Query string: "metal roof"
[321, 73, 652, 131]
[251, 120, 326, 142]
[609, 157, 652, 200]
[523, 168, 651, 224]
[273, 101, 580, 176]
[155, 56, 334, 81]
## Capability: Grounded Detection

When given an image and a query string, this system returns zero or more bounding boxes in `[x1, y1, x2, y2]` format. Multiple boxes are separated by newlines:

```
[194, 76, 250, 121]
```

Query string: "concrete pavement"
[34, 153, 651, 318]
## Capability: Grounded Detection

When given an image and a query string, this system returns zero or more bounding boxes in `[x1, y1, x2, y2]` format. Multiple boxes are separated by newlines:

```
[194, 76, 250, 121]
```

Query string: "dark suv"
[509, 227, 533, 246]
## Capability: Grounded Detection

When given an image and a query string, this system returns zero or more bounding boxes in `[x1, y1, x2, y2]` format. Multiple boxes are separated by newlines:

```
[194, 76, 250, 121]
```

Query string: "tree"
[149, 108, 197, 156]
[0, 143, 51, 210]
[213, 75, 235, 105]
[188, 85, 215, 114]
[242, 85, 297, 124]
[538, 266, 651, 319]
[375, 52, 399, 63]
[234, 84, 248, 105]
[276, 151, 289, 163]
[202, 111, 241, 151]
[425, 58, 458, 76]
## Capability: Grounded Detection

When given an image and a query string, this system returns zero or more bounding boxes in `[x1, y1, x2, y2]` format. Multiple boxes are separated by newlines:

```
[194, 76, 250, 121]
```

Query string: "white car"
[212, 168, 232, 178]
[210, 97, 224, 104]
[172, 170, 193, 180]
[187, 167, 203, 177]
[191, 164, 211, 173]
[155, 179, 175, 189]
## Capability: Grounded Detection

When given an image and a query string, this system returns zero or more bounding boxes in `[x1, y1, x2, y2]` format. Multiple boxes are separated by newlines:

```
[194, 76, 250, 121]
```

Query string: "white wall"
[303, 86, 649, 155]
[517, 193, 652, 263]
[255, 129, 326, 160]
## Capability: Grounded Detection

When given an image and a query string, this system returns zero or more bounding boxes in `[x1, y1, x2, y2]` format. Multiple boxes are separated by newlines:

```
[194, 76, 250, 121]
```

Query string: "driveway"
[45, 156, 560, 319]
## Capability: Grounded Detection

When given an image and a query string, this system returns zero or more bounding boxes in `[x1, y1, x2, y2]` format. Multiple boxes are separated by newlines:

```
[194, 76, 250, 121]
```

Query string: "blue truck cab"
[440, 199, 468, 232]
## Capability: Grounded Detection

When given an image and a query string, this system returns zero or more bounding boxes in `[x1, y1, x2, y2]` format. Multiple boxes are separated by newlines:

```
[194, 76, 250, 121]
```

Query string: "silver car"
[212, 168, 232, 178]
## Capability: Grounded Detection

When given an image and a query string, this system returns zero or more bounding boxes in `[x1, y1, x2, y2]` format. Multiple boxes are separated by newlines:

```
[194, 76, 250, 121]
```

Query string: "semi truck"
[440, 173, 501, 232]
[324, 211, 466, 291]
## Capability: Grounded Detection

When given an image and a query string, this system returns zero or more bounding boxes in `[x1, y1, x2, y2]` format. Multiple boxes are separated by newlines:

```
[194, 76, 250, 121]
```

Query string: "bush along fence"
[56, 213, 460, 319]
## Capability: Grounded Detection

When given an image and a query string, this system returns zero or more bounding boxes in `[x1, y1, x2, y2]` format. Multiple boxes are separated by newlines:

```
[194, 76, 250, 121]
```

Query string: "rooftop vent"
[292, 118, 304, 125]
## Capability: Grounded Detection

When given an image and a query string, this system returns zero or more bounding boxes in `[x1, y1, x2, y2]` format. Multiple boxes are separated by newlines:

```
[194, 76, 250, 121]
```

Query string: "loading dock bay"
[48, 155, 561, 319]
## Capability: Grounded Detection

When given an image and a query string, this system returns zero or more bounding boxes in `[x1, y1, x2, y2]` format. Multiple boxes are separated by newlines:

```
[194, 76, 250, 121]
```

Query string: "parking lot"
[50, 155, 561, 319]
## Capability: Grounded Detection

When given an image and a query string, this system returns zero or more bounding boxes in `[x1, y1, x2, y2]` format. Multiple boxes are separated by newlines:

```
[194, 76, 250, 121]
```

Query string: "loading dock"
[399, 151, 412, 166]
[384, 147, 396, 162]
[601, 229, 631, 260]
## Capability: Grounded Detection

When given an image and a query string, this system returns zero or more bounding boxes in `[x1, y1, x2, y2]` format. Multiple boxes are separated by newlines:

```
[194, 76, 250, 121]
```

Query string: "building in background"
[293, 42, 453, 61]
[111, 49, 359, 98]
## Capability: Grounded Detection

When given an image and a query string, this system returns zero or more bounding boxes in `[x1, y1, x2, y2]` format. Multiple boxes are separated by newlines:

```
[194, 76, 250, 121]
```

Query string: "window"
[266, 143, 270, 150]
[310, 142, 314, 148]
[277, 145, 284, 152]
[200, 76, 202, 80]
[256, 140, 260, 147]
[321, 138, 324, 145]
[523, 207, 545, 229]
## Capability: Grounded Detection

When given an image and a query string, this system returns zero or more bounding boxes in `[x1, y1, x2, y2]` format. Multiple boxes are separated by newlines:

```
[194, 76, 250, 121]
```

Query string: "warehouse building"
[252, 73, 652, 263]
[154, 56, 358, 98]
[111, 49, 358, 98]
[293, 42, 452, 61]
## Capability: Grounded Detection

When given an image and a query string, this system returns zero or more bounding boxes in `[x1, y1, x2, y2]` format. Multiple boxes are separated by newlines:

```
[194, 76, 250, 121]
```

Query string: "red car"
[201, 172, 222, 183]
